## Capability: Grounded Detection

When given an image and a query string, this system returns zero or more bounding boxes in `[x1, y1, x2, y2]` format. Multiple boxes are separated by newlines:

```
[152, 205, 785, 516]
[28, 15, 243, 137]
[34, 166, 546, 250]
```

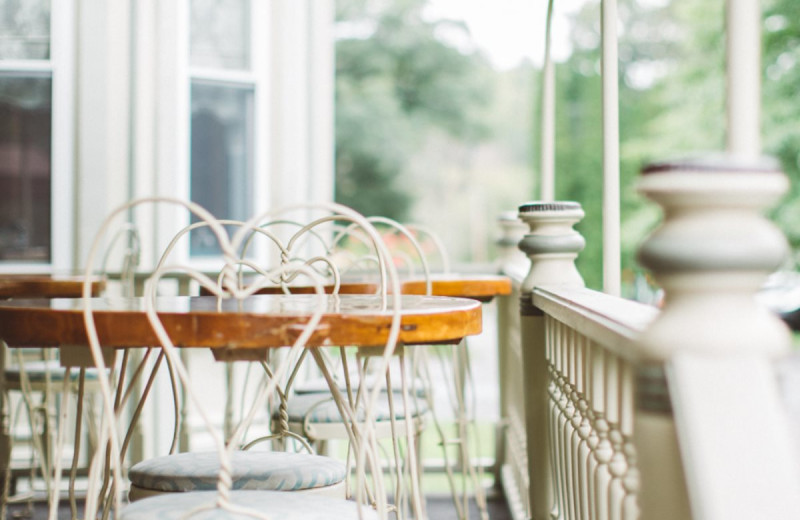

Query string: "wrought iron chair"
[75, 198, 400, 520]
[0, 225, 140, 518]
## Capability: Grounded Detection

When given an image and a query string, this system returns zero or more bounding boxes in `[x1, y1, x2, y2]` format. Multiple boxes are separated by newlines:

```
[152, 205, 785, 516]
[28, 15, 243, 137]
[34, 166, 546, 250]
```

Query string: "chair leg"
[0, 428, 11, 519]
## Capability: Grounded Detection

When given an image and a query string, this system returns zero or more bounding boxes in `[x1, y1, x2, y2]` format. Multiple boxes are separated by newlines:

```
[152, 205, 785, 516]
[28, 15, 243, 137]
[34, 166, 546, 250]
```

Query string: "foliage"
[336, 0, 800, 286]
[547, 0, 735, 290]
[334, 0, 493, 222]
[763, 0, 800, 258]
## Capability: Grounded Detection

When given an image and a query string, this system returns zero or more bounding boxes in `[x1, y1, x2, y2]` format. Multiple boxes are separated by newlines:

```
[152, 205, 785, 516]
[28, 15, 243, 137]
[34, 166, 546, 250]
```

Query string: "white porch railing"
[496, 157, 800, 520]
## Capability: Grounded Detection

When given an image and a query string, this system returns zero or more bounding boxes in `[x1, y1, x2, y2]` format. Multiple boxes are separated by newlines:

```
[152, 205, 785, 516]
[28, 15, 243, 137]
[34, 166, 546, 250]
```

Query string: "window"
[0, 0, 52, 262]
[188, 0, 256, 257]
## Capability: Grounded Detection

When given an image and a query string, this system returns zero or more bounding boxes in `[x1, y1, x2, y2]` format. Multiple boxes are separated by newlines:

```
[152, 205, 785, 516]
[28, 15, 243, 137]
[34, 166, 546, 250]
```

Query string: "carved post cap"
[517, 201, 586, 298]
[497, 211, 529, 273]
[637, 154, 792, 358]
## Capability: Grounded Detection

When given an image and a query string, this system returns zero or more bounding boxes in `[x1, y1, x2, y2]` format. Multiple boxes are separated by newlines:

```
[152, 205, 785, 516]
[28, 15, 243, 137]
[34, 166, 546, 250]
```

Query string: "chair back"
[77, 198, 402, 520]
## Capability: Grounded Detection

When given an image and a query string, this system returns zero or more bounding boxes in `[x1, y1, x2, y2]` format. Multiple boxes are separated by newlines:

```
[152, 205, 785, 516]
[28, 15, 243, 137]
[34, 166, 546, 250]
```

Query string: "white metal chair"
[0, 225, 141, 519]
[76, 198, 402, 520]
[359, 219, 489, 520]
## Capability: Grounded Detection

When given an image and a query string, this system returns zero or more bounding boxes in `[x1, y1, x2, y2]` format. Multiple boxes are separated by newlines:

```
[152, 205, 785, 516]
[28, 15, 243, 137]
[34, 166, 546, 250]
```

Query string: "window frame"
[157, 0, 271, 269]
[0, 0, 74, 272]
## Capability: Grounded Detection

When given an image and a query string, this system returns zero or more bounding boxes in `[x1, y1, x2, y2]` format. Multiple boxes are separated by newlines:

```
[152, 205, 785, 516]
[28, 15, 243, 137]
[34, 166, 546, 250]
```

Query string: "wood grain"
[0, 294, 482, 350]
[0, 275, 106, 299]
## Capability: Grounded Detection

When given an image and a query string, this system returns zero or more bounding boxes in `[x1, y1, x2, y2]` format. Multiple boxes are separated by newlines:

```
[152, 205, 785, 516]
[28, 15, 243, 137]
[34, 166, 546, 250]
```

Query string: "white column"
[540, 0, 556, 202]
[726, 0, 761, 158]
[601, 0, 621, 297]
[307, 0, 335, 206]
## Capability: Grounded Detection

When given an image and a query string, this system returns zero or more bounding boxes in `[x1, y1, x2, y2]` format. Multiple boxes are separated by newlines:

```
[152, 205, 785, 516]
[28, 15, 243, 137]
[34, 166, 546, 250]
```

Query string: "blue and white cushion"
[120, 490, 379, 520]
[282, 392, 429, 424]
[295, 375, 428, 398]
[128, 451, 346, 493]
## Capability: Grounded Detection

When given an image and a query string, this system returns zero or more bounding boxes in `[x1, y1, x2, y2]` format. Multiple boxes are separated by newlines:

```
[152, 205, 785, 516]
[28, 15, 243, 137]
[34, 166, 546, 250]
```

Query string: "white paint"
[726, 0, 761, 157]
[670, 354, 800, 520]
[540, 0, 555, 202]
[602, 0, 621, 297]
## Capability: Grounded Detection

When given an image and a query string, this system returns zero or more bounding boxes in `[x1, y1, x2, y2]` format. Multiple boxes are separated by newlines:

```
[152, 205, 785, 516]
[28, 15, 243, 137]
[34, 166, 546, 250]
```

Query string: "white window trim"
[165, 0, 272, 270]
[51, 0, 76, 272]
[0, 0, 74, 273]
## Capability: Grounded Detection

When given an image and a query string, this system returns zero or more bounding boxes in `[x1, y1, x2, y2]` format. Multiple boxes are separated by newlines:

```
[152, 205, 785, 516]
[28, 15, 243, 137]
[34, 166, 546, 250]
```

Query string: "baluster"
[518, 202, 586, 520]
[606, 355, 627, 520]
[571, 334, 589, 519]
[585, 341, 601, 520]
[592, 348, 611, 520]
[555, 322, 570, 519]
[619, 362, 639, 520]
[546, 317, 563, 520]
[562, 325, 577, 518]
[568, 329, 583, 520]
[577, 336, 593, 520]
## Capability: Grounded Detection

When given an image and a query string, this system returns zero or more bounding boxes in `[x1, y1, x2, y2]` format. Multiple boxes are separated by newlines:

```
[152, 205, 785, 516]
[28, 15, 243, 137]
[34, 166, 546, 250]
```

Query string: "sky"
[423, 0, 590, 69]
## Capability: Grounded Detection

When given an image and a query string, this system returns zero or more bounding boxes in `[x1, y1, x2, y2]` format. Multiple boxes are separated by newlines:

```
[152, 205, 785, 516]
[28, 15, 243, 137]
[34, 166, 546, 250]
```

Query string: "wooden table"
[0, 294, 482, 351]
[215, 274, 512, 303]
[398, 273, 511, 301]
[0, 275, 105, 299]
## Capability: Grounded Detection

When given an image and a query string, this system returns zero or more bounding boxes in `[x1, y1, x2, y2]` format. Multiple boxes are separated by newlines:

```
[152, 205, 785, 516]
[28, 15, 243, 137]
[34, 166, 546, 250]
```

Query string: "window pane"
[190, 0, 250, 70]
[190, 81, 254, 256]
[0, 74, 51, 262]
[0, 0, 50, 60]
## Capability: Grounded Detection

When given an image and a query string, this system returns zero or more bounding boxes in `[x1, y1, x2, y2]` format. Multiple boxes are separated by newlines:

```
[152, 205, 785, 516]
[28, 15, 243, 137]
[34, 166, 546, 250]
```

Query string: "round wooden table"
[215, 274, 512, 302]
[0, 275, 106, 299]
[398, 273, 511, 301]
[0, 294, 482, 351]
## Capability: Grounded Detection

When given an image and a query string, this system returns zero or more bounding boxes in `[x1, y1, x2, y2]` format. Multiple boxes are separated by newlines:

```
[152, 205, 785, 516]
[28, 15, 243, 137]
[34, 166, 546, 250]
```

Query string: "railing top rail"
[533, 284, 659, 362]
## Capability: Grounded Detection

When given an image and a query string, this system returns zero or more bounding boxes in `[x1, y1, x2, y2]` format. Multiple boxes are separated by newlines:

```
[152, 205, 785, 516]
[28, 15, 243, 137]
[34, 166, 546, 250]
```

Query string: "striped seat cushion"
[128, 451, 346, 493]
[120, 490, 378, 520]
[295, 375, 428, 398]
[281, 391, 429, 424]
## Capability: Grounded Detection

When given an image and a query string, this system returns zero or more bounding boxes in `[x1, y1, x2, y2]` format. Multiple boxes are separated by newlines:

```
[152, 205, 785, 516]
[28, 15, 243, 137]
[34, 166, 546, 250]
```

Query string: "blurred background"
[334, 0, 800, 295]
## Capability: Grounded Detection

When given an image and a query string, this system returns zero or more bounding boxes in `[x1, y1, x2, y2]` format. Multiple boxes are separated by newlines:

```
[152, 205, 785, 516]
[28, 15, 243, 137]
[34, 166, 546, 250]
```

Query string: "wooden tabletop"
[209, 274, 512, 302]
[399, 274, 511, 301]
[0, 294, 482, 351]
[0, 275, 106, 299]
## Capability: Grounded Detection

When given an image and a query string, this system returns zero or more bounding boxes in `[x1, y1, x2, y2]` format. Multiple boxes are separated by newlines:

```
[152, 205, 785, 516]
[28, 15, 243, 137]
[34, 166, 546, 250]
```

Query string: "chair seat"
[282, 391, 429, 424]
[295, 375, 428, 398]
[4, 360, 101, 383]
[128, 451, 346, 494]
[120, 490, 379, 520]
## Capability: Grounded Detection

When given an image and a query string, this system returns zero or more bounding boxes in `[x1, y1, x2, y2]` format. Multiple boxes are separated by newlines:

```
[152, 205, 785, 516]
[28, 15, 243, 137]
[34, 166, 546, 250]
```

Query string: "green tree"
[763, 0, 800, 257]
[334, 0, 492, 221]
[546, 0, 728, 290]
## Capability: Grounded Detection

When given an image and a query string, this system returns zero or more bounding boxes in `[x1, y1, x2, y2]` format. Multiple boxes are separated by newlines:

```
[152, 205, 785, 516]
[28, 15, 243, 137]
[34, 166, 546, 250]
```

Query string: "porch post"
[518, 201, 585, 520]
[635, 155, 793, 519]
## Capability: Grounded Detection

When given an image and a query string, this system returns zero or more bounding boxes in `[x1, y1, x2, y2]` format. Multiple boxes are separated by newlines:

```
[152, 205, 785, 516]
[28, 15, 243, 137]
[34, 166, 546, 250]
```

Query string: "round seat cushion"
[120, 490, 379, 520]
[295, 375, 428, 398]
[281, 391, 429, 424]
[128, 451, 346, 493]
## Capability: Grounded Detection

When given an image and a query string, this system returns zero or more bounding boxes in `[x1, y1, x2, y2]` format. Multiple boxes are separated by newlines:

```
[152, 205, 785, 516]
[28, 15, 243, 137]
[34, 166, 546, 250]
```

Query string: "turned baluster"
[592, 348, 612, 520]
[576, 335, 594, 519]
